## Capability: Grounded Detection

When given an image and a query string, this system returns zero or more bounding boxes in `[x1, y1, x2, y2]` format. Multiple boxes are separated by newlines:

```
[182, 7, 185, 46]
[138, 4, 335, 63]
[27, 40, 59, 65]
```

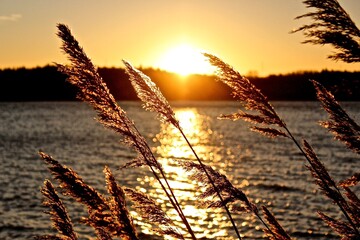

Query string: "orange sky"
[1, 0, 360, 76]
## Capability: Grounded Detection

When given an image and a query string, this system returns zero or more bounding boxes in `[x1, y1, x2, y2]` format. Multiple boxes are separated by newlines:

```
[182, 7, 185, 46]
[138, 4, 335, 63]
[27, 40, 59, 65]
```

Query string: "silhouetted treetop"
[0, 66, 359, 101]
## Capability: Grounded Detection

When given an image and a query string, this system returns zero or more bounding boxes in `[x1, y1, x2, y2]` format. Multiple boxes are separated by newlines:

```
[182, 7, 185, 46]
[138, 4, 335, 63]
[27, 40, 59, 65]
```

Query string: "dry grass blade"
[120, 157, 149, 169]
[250, 126, 288, 138]
[261, 206, 291, 240]
[293, 0, 360, 63]
[123, 60, 179, 128]
[342, 187, 360, 226]
[219, 110, 281, 126]
[302, 140, 337, 190]
[311, 80, 360, 154]
[39, 152, 108, 212]
[124, 188, 184, 239]
[103, 166, 138, 240]
[344, 187, 360, 210]
[340, 173, 360, 187]
[318, 211, 356, 238]
[39, 180, 77, 240]
[203, 53, 287, 139]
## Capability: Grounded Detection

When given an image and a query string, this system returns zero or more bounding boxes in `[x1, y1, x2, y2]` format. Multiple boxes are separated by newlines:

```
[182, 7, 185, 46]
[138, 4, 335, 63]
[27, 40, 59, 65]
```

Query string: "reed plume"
[203, 53, 287, 139]
[56, 23, 194, 239]
[302, 140, 338, 196]
[40, 152, 107, 212]
[293, 0, 360, 63]
[37, 180, 77, 240]
[302, 140, 358, 234]
[261, 206, 291, 240]
[35, 18, 358, 239]
[123, 60, 242, 239]
[123, 60, 180, 129]
[178, 160, 252, 210]
[39, 150, 188, 239]
[56, 24, 157, 170]
[178, 160, 289, 240]
[309, 81, 360, 237]
[311, 80, 360, 155]
[342, 187, 360, 225]
[103, 166, 139, 240]
[340, 173, 360, 188]
[124, 187, 184, 239]
[204, 53, 360, 238]
[40, 152, 140, 239]
[317, 211, 358, 238]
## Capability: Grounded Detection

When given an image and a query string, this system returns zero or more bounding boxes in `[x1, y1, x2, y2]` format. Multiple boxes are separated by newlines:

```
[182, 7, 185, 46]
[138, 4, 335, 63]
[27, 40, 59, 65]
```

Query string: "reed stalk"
[178, 128, 242, 240]
[284, 127, 360, 237]
[56, 23, 195, 240]
[204, 52, 360, 239]
[124, 60, 243, 239]
[126, 124, 196, 240]
[38, 3, 360, 236]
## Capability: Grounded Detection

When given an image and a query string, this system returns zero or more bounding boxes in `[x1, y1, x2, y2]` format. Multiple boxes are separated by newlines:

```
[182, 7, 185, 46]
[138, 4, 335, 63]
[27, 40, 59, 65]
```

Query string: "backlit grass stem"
[124, 61, 243, 239]
[178, 128, 242, 240]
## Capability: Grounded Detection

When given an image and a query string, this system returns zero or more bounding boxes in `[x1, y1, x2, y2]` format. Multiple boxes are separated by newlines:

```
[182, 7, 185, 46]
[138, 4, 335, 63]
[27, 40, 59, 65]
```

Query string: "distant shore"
[1, 66, 359, 101]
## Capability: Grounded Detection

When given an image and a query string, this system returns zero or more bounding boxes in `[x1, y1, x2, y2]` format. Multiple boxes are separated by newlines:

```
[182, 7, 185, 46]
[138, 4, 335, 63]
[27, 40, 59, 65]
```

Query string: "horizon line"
[1, 63, 360, 78]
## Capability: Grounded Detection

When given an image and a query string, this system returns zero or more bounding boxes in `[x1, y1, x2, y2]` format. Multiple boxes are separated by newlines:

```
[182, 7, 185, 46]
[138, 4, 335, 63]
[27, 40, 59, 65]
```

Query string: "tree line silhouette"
[0, 65, 359, 101]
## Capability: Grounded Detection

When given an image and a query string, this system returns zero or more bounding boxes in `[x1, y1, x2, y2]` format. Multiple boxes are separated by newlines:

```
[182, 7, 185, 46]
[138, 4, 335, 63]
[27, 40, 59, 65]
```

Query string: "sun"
[155, 44, 214, 76]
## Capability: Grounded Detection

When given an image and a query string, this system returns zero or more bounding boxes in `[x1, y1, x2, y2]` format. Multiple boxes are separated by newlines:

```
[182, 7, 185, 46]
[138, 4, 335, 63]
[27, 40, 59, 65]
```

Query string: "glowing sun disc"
[156, 44, 214, 76]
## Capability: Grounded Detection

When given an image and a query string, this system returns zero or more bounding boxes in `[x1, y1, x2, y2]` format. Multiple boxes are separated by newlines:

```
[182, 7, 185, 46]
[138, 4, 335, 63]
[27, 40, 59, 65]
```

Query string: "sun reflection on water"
[136, 108, 236, 239]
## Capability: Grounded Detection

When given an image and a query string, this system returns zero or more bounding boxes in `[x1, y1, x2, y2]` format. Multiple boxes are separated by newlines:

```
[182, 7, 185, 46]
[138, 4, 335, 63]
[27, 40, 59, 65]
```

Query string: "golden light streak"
[135, 108, 232, 239]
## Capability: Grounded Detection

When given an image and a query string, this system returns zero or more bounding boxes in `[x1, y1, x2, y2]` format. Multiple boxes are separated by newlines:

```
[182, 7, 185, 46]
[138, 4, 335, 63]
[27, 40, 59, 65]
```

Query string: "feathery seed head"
[294, 0, 360, 62]
[40, 180, 78, 240]
[123, 60, 180, 128]
[203, 53, 287, 138]
[311, 80, 360, 154]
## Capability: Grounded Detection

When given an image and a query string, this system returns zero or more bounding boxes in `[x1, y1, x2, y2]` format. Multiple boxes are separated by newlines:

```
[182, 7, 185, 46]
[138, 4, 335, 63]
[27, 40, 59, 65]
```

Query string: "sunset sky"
[1, 0, 360, 76]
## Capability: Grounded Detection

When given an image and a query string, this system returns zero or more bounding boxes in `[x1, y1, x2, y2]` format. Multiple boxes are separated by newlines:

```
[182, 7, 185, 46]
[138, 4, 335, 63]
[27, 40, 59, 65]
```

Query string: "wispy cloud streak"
[0, 14, 22, 22]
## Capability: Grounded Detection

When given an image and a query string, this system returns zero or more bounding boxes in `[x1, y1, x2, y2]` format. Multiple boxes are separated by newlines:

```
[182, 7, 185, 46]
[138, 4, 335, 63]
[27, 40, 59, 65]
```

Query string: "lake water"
[0, 101, 359, 239]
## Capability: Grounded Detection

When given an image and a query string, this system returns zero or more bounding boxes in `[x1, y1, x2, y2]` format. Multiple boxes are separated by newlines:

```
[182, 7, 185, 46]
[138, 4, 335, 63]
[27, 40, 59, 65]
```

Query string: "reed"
[38, 152, 140, 240]
[36, 180, 77, 240]
[293, 0, 360, 63]
[123, 59, 242, 240]
[37, 1, 359, 239]
[203, 53, 360, 239]
[55, 23, 193, 240]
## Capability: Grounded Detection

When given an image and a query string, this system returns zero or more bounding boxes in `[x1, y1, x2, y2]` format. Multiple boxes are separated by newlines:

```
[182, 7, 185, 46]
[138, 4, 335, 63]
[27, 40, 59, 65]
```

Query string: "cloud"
[0, 14, 22, 22]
